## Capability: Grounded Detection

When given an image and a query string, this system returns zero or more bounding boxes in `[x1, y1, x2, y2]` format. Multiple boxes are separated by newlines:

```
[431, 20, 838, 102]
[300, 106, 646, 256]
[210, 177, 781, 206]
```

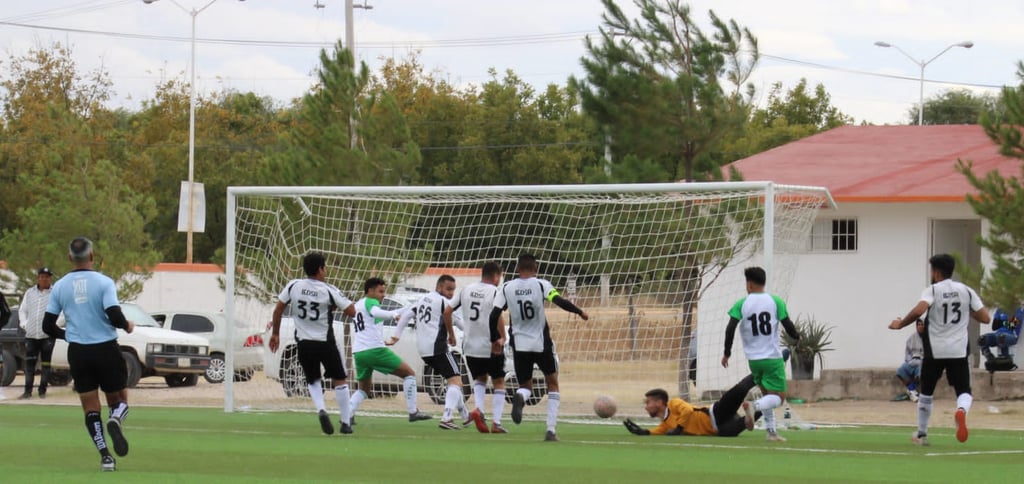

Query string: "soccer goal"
[223, 182, 834, 417]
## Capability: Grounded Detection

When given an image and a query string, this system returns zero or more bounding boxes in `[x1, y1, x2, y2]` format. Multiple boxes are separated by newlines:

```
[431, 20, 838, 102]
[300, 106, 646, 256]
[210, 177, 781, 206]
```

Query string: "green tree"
[573, 0, 759, 182]
[267, 41, 421, 187]
[912, 88, 1001, 125]
[725, 79, 853, 160]
[957, 62, 1024, 311]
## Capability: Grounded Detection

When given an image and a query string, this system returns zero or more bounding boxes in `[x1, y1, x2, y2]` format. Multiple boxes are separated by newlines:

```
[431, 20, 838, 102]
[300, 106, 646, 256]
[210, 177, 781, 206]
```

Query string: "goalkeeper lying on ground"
[623, 375, 761, 437]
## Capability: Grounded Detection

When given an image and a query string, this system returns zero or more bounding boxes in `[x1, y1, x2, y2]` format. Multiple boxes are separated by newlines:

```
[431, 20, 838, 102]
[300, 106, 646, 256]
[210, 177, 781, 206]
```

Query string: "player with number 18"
[721, 266, 800, 442]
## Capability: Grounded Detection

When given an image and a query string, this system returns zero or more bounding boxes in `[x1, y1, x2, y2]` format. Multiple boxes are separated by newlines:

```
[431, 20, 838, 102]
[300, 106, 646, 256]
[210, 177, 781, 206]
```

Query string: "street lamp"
[143, 0, 244, 263]
[874, 40, 974, 125]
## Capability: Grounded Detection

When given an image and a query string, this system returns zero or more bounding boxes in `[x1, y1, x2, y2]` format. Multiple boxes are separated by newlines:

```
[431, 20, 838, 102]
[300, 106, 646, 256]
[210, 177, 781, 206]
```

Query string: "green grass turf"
[0, 405, 1020, 483]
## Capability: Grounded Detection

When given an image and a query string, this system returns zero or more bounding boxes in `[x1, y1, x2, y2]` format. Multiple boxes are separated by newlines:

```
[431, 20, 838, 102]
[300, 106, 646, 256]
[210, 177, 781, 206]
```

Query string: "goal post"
[224, 182, 834, 416]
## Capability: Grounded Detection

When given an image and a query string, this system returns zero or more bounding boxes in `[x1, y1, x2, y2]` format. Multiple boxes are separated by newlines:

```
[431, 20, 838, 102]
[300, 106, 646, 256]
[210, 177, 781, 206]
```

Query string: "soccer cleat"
[107, 417, 129, 457]
[339, 422, 353, 435]
[409, 410, 432, 422]
[544, 430, 559, 442]
[318, 409, 335, 435]
[908, 390, 919, 403]
[490, 422, 508, 434]
[464, 408, 489, 433]
[741, 401, 755, 431]
[911, 431, 929, 446]
[511, 393, 525, 425]
[101, 455, 116, 472]
[438, 420, 461, 430]
[955, 408, 968, 443]
[765, 431, 787, 442]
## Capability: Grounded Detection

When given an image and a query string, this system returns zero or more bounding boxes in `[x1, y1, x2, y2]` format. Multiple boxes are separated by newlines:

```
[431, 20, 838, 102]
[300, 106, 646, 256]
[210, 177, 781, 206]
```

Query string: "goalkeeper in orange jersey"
[623, 375, 761, 437]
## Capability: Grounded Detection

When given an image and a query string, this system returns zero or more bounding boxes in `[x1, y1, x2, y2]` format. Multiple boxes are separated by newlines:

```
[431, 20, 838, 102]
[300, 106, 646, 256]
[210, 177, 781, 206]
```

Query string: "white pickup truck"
[48, 303, 213, 388]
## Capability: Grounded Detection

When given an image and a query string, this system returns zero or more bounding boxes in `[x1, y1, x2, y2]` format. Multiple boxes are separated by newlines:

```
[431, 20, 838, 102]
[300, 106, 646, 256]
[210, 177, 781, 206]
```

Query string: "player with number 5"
[721, 266, 800, 442]
[490, 254, 589, 442]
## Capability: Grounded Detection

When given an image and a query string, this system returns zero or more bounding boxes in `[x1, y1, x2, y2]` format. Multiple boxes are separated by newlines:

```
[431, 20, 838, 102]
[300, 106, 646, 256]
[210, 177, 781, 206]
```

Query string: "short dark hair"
[69, 237, 93, 262]
[436, 274, 455, 287]
[516, 254, 538, 273]
[644, 388, 669, 404]
[364, 277, 386, 294]
[302, 252, 326, 277]
[930, 254, 955, 279]
[744, 266, 766, 286]
[481, 261, 502, 278]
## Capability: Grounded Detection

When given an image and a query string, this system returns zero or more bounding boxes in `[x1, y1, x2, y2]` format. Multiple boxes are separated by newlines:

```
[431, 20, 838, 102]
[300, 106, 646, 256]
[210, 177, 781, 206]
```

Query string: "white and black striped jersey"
[401, 291, 452, 357]
[451, 281, 499, 358]
[277, 278, 353, 342]
[920, 279, 984, 359]
[493, 277, 558, 353]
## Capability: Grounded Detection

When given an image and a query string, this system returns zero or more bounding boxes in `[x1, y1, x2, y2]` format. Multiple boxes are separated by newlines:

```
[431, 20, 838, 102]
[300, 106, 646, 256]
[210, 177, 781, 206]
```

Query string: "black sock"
[85, 411, 110, 457]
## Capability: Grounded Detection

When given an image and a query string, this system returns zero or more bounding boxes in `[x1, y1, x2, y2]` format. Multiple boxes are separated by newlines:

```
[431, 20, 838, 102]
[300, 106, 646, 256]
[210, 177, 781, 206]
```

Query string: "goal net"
[224, 182, 833, 418]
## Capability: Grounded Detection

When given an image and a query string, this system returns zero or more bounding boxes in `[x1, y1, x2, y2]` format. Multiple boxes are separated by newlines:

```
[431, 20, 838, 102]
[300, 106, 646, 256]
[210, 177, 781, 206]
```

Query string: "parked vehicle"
[150, 310, 264, 384]
[262, 296, 547, 404]
[0, 307, 72, 387]
[2, 303, 212, 388]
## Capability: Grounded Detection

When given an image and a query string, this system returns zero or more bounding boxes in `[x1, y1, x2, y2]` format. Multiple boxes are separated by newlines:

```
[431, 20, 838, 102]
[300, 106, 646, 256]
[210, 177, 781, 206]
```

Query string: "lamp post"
[874, 40, 974, 125]
[143, 0, 244, 263]
[345, 0, 371, 148]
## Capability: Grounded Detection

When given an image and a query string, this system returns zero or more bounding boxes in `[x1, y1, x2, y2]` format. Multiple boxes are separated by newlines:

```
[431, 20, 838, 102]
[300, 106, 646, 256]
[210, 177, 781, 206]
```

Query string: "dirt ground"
[4, 374, 1023, 431]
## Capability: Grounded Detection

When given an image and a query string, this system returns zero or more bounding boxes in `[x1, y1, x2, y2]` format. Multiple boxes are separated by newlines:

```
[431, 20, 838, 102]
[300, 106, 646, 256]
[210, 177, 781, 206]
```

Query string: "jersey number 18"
[747, 311, 773, 336]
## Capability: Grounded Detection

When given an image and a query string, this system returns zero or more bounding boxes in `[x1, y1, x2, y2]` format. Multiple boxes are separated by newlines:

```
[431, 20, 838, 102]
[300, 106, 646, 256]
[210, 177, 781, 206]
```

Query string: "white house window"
[810, 218, 857, 252]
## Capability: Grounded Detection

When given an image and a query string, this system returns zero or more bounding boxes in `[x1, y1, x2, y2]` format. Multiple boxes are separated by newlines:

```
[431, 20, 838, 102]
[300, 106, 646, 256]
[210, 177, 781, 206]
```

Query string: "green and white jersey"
[451, 281, 499, 358]
[351, 297, 401, 353]
[728, 292, 789, 360]
[920, 279, 983, 359]
[494, 277, 558, 353]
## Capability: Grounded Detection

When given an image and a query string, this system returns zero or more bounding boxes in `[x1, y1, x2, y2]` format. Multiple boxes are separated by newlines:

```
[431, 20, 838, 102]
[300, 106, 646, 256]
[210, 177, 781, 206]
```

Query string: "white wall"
[788, 202, 984, 371]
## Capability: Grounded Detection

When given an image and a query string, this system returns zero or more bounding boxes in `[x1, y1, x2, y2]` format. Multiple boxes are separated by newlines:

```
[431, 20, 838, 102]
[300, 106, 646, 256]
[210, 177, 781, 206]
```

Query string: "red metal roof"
[726, 125, 1021, 202]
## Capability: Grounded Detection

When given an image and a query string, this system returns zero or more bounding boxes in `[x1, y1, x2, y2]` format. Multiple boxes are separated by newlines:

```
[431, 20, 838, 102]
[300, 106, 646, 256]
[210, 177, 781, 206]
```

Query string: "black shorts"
[513, 349, 558, 385]
[68, 340, 127, 394]
[297, 339, 347, 384]
[920, 356, 971, 396]
[466, 354, 506, 381]
[422, 352, 461, 379]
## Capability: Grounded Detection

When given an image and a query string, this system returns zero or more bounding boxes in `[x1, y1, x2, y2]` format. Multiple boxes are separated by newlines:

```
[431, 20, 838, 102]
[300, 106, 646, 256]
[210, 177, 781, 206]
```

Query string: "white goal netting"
[224, 183, 833, 418]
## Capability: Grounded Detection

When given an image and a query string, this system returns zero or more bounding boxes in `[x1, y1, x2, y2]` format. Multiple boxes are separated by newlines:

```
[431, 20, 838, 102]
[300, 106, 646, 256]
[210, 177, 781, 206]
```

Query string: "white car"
[150, 310, 264, 384]
[49, 303, 211, 388]
[262, 296, 547, 405]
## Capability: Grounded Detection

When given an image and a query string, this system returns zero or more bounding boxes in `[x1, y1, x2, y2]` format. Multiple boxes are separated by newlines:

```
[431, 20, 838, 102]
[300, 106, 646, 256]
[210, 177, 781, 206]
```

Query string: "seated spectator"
[979, 306, 1022, 363]
[896, 319, 924, 402]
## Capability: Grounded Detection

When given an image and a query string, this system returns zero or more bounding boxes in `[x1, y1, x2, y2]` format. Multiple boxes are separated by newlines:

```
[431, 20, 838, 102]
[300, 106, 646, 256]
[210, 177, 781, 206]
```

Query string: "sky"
[0, 0, 1021, 126]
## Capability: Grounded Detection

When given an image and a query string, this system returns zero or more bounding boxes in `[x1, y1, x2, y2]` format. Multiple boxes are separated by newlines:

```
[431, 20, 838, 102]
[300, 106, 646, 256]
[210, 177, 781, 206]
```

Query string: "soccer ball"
[593, 395, 617, 418]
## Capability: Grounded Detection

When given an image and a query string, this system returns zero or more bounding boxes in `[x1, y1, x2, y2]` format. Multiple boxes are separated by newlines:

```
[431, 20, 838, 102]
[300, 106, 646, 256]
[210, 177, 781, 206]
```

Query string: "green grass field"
[0, 405, 1020, 483]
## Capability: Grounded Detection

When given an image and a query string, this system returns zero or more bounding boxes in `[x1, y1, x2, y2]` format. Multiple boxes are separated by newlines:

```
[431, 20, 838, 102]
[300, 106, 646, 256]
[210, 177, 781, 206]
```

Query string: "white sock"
[473, 382, 486, 411]
[110, 401, 129, 422]
[493, 390, 506, 424]
[763, 408, 777, 433]
[309, 380, 325, 411]
[517, 387, 531, 402]
[754, 394, 783, 412]
[956, 393, 973, 414]
[546, 392, 560, 433]
[335, 384, 351, 425]
[350, 389, 367, 415]
[458, 392, 469, 421]
[403, 376, 418, 414]
[444, 384, 461, 421]
[918, 394, 934, 435]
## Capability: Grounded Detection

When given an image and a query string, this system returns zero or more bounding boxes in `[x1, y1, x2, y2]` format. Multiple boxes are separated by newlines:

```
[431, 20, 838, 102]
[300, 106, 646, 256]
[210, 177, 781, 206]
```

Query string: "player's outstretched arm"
[722, 317, 740, 367]
[552, 295, 587, 320]
[623, 418, 650, 436]
[890, 301, 928, 330]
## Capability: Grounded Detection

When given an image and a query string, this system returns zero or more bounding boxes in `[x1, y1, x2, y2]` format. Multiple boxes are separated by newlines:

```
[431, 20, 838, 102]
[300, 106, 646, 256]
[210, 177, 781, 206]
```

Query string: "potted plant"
[781, 315, 835, 380]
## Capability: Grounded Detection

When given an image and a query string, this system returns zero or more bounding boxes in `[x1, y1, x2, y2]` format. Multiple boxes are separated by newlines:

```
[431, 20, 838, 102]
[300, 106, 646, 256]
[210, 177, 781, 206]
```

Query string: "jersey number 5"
[747, 311, 773, 336]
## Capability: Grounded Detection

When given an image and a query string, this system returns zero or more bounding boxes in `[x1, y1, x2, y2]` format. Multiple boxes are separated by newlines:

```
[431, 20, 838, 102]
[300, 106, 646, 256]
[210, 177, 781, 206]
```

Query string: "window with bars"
[809, 218, 857, 252]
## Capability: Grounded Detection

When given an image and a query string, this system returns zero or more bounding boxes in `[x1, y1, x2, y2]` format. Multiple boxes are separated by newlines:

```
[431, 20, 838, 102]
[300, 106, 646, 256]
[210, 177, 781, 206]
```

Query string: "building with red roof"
[724, 125, 1018, 371]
